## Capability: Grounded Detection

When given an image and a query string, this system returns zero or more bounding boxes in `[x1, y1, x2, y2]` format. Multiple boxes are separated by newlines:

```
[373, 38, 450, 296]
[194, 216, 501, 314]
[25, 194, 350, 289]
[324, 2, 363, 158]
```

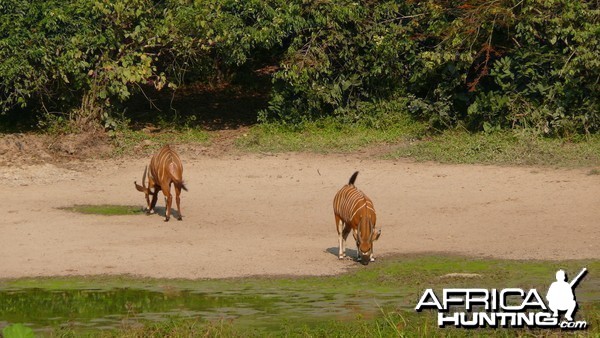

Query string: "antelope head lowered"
[354, 216, 381, 265]
[135, 145, 187, 222]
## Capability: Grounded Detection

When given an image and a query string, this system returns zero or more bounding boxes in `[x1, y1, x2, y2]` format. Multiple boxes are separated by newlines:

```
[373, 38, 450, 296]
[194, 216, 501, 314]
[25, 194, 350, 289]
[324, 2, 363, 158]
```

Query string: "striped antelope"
[134, 145, 187, 222]
[333, 171, 381, 265]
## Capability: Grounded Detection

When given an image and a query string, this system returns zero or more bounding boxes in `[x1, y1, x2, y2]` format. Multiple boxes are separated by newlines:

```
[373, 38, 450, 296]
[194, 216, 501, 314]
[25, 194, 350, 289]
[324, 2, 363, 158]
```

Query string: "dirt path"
[1, 151, 599, 279]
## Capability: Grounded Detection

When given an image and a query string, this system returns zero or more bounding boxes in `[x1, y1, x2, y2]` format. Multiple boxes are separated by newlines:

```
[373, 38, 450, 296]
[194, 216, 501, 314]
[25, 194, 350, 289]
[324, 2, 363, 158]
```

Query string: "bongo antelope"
[333, 171, 381, 265]
[134, 145, 187, 221]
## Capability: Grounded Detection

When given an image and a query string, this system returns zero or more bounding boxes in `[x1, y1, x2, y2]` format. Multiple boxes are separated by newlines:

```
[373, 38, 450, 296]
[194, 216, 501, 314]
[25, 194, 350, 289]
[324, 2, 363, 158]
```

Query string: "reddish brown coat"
[333, 171, 380, 264]
[135, 145, 187, 222]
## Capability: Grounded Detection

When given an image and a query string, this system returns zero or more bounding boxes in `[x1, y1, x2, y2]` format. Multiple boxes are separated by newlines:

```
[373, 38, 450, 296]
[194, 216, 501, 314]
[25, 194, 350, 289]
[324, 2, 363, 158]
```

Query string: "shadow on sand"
[325, 247, 358, 260]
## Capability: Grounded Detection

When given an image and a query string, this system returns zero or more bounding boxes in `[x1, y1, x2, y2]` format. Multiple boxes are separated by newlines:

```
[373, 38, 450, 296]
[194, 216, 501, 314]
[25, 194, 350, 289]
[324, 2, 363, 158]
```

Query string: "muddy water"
[0, 286, 402, 334]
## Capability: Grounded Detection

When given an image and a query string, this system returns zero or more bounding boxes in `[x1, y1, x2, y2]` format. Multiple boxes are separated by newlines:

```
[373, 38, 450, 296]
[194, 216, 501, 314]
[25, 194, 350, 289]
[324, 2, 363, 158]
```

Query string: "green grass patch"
[236, 117, 427, 153]
[388, 129, 600, 167]
[95, 305, 600, 337]
[60, 204, 144, 216]
[111, 128, 211, 156]
[236, 118, 600, 167]
[202, 122, 600, 168]
[1, 255, 598, 337]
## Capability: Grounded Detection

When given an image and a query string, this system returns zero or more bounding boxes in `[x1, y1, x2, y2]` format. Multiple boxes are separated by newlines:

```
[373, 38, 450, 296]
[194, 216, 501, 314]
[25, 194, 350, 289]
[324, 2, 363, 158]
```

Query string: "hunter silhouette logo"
[546, 268, 587, 322]
[415, 268, 588, 330]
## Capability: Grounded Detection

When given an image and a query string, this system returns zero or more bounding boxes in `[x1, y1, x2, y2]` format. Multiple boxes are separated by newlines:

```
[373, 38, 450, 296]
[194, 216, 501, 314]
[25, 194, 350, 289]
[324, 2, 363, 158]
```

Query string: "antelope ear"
[134, 181, 146, 193]
[372, 229, 381, 241]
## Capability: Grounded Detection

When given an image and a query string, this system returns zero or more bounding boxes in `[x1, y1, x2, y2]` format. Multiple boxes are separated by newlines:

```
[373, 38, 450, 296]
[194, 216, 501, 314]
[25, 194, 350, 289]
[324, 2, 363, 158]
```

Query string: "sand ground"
[1, 148, 599, 279]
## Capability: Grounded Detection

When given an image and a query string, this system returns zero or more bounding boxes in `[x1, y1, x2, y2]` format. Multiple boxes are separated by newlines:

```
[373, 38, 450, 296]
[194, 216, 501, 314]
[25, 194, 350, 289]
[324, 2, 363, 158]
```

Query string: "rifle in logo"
[546, 268, 587, 322]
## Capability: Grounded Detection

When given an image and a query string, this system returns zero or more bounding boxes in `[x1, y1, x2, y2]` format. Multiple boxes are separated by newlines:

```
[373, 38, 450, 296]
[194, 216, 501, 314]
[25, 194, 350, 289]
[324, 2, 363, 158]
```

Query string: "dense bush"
[468, 0, 600, 136]
[265, 0, 599, 135]
[0, 0, 598, 135]
[161, 0, 291, 82]
[0, 0, 169, 130]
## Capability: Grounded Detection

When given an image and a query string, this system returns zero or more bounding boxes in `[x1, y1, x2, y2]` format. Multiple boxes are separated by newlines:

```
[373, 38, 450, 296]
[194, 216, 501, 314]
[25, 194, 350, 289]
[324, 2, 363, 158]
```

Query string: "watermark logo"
[415, 268, 588, 330]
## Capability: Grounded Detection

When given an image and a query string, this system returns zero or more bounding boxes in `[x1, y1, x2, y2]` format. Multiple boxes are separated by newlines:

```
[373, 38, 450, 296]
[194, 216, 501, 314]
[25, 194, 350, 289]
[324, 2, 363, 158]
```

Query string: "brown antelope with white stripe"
[333, 171, 381, 265]
[134, 145, 187, 222]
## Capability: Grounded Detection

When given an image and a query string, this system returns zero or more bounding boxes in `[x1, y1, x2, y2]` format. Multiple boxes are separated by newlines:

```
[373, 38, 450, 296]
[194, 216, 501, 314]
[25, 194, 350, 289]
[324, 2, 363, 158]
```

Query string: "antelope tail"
[168, 162, 188, 191]
[348, 171, 359, 185]
[134, 166, 148, 192]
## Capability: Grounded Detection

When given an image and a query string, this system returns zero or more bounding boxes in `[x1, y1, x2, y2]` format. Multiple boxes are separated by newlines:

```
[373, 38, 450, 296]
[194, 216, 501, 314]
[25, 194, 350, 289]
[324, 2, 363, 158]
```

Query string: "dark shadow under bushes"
[123, 72, 272, 132]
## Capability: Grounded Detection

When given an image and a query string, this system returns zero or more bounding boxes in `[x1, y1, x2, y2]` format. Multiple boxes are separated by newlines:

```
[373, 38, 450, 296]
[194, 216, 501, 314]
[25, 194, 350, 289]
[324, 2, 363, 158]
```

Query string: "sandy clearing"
[1, 152, 599, 279]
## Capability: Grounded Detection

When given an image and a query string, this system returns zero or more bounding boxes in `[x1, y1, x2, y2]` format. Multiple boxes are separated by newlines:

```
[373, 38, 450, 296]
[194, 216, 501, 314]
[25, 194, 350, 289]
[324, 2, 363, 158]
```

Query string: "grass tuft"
[61, 204, 144, 216]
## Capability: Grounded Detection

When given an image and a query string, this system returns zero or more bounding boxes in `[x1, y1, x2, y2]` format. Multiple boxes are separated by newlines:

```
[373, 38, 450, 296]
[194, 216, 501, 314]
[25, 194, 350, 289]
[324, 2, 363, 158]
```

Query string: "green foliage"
[467, 0, 600, 135]
[261, 0, 599, 135]
[264, 1, 427, 125]
[0, 0, 598, 135]
[0, 0, 166, 130]
[2, 324, 35, 338]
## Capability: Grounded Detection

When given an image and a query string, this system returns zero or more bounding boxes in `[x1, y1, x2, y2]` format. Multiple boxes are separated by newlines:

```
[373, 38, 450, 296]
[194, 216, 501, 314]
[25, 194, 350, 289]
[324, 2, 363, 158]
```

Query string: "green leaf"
[2, 324, 35, 338]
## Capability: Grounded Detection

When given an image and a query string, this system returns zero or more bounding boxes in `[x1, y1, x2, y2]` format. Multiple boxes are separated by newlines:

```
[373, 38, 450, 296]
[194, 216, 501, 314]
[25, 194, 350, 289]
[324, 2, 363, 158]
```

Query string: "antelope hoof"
[177, 216, 183, 221]
[164, 216, 170, 222]
[370, 257, 376, 262]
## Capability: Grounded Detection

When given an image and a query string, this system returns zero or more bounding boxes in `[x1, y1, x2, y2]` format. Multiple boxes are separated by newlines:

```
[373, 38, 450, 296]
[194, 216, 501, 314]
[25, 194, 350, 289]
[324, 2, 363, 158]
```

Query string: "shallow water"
[0, 285, 402, 334]
[3, 257, 597, 335]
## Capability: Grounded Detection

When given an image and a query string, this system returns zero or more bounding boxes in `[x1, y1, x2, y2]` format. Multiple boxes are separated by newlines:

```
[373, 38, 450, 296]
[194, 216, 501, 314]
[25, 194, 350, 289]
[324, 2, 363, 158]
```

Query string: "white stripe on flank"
[333, 184, 376, 226]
